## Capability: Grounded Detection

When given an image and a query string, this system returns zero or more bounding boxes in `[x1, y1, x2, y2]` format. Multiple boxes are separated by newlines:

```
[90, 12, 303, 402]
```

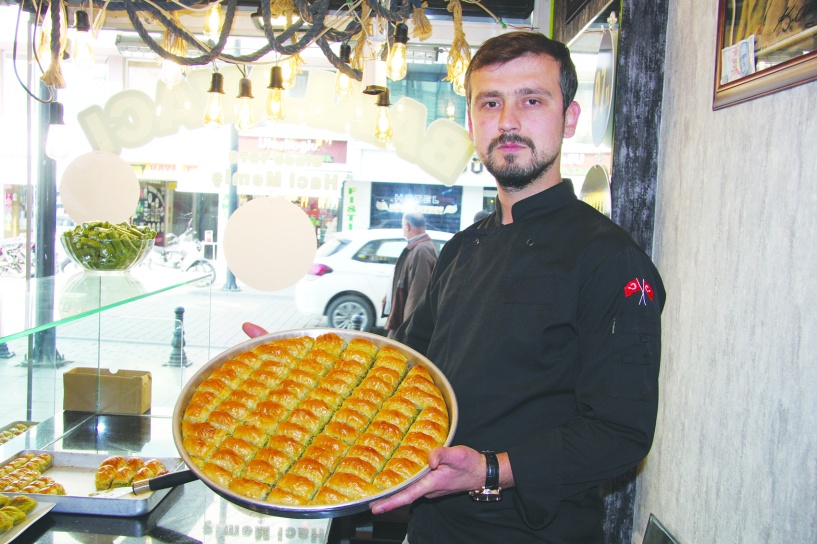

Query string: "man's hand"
[370, 446, 485, 515]
[242, 322, 269, 338]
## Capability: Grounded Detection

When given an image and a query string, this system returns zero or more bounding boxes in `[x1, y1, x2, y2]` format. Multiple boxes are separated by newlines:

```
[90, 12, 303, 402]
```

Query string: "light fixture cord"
[445, 0, 471, 85]
[40, 0, 66, 88]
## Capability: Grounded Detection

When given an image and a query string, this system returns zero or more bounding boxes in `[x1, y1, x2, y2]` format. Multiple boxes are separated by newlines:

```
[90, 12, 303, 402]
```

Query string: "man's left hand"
[370, 446, 485, 514]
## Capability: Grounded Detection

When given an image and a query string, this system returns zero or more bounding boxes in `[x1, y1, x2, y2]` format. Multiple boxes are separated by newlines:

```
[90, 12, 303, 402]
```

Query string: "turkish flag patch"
[624, 279, 642, 298]
[624, 278, 654, 305]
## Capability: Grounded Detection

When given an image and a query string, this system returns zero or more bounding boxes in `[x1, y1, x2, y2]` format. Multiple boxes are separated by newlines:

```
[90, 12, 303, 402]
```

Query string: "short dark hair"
[465, 31, 578, 113]
[403, 212, 426, 229]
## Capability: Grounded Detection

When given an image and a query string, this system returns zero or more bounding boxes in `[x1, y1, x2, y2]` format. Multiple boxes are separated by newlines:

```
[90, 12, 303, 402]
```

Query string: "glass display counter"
[0, 268, 209, 343]
[0, 414, 331, 544]
[0, 267, 213, 431]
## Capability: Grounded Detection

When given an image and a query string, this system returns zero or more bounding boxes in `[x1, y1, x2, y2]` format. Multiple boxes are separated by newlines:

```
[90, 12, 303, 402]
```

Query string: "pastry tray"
[1, 450, 184, 517]
[172, 328, 459, 519]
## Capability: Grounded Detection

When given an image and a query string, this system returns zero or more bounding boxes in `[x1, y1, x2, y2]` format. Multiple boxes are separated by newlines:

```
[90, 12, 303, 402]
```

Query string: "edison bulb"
[235, 98, 255, 130]
[266, 88, 284, 121]
[203, 3, 223, 42]
[72, 30, 95, 70]
[203, 92, 224, 127]
[45, 123, 71, 161]
[160, 59, 185, 89]
[387, 42, 407, 81]
[335, 70, 353, 98]
[280, 58, 299, 89]
[374, 106, 393, 144]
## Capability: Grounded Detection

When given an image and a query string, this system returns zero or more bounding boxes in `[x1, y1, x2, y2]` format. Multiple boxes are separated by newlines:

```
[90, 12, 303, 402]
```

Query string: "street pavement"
[0, 278, 326, 422]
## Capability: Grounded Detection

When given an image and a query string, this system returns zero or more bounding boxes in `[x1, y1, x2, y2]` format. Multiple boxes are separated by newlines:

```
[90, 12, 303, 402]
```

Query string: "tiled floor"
[0, 282, 324, 424]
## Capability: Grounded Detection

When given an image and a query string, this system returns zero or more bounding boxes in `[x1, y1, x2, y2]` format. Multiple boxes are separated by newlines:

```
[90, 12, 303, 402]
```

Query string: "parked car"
[295, 228, 453, 332]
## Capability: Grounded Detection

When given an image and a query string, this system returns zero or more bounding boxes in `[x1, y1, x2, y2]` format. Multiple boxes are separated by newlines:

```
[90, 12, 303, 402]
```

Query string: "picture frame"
[713, 0, 817, 110]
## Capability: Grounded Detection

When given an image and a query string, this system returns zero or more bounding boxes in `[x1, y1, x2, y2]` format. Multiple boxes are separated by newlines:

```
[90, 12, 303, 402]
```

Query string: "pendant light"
[334, 43, 354, 98]
[203, 2, 224, 42]
[386, 23, 409, 81]
[45, 102, 71, 161]
[373, 90, 392, 144]
[235, 76, 255, 130]
[203, 71, 225, 127]
[266, 66, 285, 121]
[72, 9, 95, 71]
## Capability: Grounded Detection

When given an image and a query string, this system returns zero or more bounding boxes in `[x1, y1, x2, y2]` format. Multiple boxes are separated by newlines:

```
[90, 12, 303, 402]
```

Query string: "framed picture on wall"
[713, 0, 817, 109]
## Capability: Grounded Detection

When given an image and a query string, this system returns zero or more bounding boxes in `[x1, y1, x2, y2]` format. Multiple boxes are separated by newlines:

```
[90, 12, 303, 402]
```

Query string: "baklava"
[181, 333, 449, 506]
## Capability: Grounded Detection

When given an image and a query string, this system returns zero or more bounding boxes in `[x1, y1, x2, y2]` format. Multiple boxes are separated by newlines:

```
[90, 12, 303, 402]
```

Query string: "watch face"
[469, 488, 502, 502]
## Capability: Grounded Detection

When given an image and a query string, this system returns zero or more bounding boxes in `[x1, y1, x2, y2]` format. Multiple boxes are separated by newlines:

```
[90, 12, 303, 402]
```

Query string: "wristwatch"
[469, 450, 502, 501]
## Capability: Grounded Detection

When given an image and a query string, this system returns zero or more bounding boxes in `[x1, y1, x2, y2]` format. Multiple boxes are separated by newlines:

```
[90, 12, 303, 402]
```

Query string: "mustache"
[488, 133, 536, 154]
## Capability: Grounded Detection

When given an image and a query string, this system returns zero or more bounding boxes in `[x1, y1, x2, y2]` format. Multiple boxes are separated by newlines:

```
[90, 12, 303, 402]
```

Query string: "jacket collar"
[407, 232, 432, 248]
[495, 180, 577, 224]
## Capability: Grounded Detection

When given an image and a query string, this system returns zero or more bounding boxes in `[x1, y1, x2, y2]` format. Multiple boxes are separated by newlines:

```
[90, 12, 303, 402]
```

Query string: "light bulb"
[335, 43, 354, 98]
[452, 75, 466, 96]
[335, 70, 354, 98]
[266, 66, 285, 121]
[46, 124, 70, 160]
[203, 3, 223, 42]
[72, 31, 95, 70]
[387, 43, 407, 81]
[266, 88, 284, 121]
[204, 93, 224, 127]
[280, 57, 299, 90]
[234, 77, 255, 130]
[45, 102, 70, 161]
[386, 23, 409, 81]
[72, 10, 95, 70]
[448, 57, 468, 97]
[373, 91, 392, 144]
[160, 59, 185, 89]
[203, 72, 225, 127]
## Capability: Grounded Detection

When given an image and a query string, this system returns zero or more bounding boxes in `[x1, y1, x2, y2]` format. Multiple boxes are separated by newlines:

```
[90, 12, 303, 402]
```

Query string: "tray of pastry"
[0, 423, 37, 446]
[173, 328, 458, 519]
[0, 450, 184, 517]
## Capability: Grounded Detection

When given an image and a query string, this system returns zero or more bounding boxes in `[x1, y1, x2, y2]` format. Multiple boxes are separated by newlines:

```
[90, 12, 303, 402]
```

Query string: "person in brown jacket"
[384, 212, 438, 338]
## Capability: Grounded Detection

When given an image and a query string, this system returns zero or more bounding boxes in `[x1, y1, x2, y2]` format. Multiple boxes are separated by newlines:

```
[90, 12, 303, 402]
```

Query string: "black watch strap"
[469, 450, 502, 502]
[483, 451, 499, 489]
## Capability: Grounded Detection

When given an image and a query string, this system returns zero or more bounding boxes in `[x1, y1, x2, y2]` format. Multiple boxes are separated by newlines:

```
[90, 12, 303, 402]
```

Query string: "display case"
[0, 268, 213, 428]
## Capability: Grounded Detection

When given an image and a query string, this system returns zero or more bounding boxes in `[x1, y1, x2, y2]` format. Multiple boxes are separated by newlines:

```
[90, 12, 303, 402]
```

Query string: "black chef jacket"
[396, 180, 665, 543]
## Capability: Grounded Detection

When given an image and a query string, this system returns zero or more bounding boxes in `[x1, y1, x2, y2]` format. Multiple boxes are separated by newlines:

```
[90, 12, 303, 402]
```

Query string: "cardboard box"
[63, 368, 152, 414]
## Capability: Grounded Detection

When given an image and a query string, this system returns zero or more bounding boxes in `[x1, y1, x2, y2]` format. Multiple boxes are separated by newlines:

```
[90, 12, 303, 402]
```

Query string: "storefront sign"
[370, 182, 462, 232]
[344, 184, 360, 231]
[76, 69, 473, 187]
[213, 169, 344, 196]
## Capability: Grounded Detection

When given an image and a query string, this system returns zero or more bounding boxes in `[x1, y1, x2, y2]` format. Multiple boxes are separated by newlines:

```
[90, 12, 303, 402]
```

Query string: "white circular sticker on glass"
[59, 150, 140, 224]
[223, 197, 317, 291]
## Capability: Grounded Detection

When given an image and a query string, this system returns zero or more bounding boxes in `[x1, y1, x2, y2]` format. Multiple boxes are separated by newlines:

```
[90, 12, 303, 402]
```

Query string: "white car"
[295, 228, 453, 332]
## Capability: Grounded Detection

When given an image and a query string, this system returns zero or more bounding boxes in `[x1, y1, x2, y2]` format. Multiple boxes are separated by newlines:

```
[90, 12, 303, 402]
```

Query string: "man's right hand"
[242, 322, 269, 338]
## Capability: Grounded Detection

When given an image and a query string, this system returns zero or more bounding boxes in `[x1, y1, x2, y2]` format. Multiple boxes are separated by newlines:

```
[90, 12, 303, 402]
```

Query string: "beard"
[482, 133, 558, 192]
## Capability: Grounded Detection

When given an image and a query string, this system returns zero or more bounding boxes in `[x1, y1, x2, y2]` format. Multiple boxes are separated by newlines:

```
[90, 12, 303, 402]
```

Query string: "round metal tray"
[172, 328, 458, 518]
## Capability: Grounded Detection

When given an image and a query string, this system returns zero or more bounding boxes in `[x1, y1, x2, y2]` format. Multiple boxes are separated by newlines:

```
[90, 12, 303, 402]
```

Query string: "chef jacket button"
[526, 239, 534, 247]
[473, 238, 480, 246]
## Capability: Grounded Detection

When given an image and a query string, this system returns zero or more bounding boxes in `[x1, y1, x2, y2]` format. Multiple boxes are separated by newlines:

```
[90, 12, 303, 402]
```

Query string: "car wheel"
[326, 295, 375, 332]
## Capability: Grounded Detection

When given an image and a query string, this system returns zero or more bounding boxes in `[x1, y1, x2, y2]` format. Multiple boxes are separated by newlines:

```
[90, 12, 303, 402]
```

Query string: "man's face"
[467, 54, 580, 192]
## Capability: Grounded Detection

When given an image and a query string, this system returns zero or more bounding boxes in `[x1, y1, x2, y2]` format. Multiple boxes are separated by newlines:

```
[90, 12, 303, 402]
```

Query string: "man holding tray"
[366, 30, 666, 543]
